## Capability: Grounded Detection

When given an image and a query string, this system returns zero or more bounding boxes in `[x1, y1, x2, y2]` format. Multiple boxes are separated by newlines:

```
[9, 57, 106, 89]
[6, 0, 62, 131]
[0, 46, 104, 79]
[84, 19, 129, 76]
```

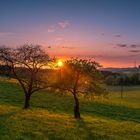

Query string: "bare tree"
[0, 44, 50, 109]
[54, 58, 106, 119]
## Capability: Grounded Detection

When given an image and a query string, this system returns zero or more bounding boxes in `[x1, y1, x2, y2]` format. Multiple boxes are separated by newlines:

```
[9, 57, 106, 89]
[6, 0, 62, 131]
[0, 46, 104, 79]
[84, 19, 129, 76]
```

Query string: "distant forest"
[1, 65, 140, 86]
[102, 71, 140, 86]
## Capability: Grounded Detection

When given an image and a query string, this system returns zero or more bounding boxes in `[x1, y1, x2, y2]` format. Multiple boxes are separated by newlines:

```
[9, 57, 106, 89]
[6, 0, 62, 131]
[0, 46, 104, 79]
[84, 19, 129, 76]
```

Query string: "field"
[0, 78, 140, 140]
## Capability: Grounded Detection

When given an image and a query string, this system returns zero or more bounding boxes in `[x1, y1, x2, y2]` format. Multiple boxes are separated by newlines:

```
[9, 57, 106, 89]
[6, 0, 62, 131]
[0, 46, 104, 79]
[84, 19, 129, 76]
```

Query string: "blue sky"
[0, 0, 140, 67]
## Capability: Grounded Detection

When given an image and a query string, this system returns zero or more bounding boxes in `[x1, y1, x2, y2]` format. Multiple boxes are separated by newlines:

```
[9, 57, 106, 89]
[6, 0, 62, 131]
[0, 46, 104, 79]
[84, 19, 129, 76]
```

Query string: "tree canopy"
[0, 44, 50, 108]
[52, 58, 107, 118]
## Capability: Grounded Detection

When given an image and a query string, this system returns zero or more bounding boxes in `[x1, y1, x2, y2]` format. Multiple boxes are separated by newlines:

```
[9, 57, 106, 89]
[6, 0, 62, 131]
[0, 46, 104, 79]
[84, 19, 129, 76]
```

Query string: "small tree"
[54, 58, 106, 119]
[0, 44, 50, 109]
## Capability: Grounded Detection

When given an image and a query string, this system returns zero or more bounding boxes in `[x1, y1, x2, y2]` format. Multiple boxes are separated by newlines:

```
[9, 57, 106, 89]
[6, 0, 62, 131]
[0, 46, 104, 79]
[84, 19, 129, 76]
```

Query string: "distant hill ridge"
[101, 67, 140, 73]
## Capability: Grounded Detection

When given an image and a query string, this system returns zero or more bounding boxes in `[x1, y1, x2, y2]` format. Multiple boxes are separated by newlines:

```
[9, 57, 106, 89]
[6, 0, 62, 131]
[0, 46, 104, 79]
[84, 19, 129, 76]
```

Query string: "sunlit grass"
[0, 78, 140, 140]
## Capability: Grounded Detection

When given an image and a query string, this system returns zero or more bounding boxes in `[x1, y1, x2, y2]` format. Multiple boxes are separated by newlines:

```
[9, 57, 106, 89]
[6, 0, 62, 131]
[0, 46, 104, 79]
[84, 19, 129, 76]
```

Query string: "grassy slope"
[0, 78, 140, 140]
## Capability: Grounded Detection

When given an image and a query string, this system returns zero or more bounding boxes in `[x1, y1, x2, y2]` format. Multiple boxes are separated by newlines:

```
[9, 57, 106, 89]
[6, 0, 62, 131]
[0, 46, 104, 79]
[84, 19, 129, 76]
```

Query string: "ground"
[0, 77, 140, 140]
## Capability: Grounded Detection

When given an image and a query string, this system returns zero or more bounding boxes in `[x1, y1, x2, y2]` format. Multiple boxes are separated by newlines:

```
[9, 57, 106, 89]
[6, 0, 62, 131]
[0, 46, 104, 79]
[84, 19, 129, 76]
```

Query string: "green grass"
[0, 78, 140, 140]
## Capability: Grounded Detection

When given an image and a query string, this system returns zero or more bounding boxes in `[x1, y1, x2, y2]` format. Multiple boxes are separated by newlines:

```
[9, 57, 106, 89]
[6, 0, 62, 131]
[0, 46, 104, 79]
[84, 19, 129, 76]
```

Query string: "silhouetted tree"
[54, 58, 106, 119]
[0, 44, 50, 108]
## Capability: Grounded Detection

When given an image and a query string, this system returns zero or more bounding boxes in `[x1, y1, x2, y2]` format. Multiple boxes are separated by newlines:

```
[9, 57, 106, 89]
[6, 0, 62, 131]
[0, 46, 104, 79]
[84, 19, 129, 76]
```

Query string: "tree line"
[102, 71, 140, 86]
[0, 44, 107, 119]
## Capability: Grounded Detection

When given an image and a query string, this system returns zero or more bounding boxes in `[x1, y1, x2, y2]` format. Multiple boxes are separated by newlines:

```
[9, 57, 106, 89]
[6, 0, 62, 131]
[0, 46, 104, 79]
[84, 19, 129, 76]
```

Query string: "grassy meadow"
[0, 77, 140, 140]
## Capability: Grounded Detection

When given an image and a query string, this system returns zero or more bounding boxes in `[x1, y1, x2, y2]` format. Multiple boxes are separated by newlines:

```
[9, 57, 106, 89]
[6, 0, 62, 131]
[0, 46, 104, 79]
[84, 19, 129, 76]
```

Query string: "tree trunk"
[73, 93, 81, 119]
[24, 94, 31, 109]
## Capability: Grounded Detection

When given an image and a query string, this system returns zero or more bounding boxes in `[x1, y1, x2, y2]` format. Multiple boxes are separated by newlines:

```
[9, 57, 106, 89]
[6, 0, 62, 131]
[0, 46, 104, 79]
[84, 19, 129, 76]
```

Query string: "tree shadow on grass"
[77, 118, 111, 140]
[77, 119, 95, 140]
[82, 102, 140, 123]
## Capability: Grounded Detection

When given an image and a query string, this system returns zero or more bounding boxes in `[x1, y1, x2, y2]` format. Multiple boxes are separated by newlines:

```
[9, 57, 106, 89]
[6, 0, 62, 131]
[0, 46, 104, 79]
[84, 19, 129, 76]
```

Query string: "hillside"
[0, 78, 140, 140]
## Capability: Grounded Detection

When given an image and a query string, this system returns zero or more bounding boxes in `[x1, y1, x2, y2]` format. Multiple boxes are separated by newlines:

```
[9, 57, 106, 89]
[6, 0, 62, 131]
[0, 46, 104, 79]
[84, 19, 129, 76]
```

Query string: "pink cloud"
[0, 32, 13, 36]
[47, 27, 55, 33]
[58, 21, 69, 29]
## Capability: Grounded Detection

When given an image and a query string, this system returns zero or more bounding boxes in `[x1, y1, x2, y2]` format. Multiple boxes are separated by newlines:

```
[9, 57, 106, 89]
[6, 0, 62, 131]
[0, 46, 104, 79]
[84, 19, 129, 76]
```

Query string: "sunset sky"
[0, 0, 140, 67]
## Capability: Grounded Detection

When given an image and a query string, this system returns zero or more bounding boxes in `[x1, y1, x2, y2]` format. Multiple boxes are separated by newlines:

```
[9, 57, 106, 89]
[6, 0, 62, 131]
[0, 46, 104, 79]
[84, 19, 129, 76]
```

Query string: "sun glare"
[58, 61, 63, 67]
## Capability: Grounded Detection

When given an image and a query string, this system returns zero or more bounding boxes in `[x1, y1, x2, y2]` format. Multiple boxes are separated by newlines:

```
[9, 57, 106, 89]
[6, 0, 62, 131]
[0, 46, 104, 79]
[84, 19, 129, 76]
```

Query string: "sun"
[58, 61, 63, 67]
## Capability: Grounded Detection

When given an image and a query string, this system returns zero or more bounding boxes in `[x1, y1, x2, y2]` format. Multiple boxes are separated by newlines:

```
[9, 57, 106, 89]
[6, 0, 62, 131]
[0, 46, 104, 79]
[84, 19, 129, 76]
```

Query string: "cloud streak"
[117, 43, 140, 48]
[58, 21, 69, 29]
[60, 46, 76, 49]
[130, 44, 140, 48]
[0, 32, 13, 36]
[117, 44, 127, 48]
[129, 50, 140, 53]
[114, 34, 121, 38]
